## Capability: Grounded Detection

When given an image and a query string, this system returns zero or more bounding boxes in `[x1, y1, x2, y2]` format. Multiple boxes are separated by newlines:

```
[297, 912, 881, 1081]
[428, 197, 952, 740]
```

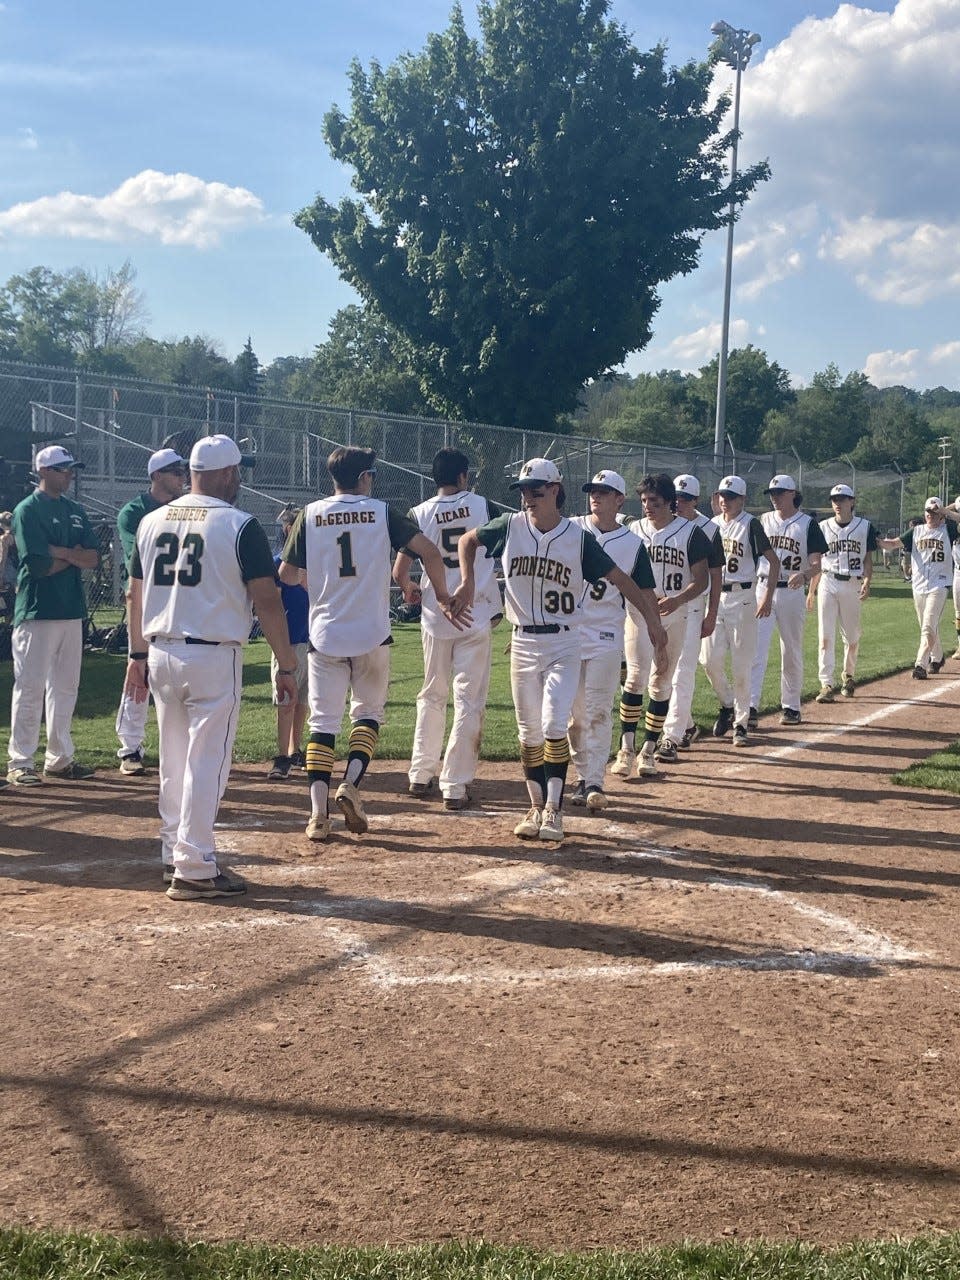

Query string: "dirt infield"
[3, 667, 960, 1248]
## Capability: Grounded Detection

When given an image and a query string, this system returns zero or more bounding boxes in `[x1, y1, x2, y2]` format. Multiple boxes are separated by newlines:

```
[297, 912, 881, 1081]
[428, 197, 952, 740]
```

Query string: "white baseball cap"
[35, 444, 84, 470]
[830, 483, 855, 499]
[767, 473, 797, 492]
[582, 469, 626, 495]
[509, 457, 562, 489]
[189, 434, 255, 472]
[718, 475, 747, 498]
[147, 447, 186, 477]
[925, 496, 943, 512]
[673, 473, 700, 498]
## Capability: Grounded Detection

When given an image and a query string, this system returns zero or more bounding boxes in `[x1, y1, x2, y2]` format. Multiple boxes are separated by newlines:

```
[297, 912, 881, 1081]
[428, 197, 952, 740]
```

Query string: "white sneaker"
[305, 813, 331, 841]
[335, 781, 368, 834]
[514, 807, 542, 839]
[637, 746, 658, 777]
[585, 787, 607, 812]
[610, 747, 636, 777]
[538, 805, 564, 841]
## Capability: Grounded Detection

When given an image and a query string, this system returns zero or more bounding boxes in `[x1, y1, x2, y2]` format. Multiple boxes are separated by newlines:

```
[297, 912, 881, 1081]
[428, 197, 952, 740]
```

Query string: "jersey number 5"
[153, 531, 204, 587]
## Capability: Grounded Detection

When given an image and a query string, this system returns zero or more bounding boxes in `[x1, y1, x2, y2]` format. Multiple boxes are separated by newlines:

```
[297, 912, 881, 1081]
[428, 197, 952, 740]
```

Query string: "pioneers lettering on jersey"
[506, 554, 571, 587]
[632, 515, 710, 600]
[408, 489, 498, 638]
[820, 516, 875, 579]
[717, 510, 767, 585]
[905, 522, 955, 593]
[760, 511, 826, 578]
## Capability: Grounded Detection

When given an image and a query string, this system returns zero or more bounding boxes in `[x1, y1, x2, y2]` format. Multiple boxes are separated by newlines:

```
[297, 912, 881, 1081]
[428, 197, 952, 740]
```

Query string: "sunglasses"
[48, 465, 75, 473]
[590, 487, 617, 497]
[158, 464, 187, 475]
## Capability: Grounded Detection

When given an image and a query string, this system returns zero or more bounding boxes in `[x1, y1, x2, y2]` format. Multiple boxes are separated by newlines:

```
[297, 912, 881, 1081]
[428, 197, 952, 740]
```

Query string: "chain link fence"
[0, 359, 923, 627]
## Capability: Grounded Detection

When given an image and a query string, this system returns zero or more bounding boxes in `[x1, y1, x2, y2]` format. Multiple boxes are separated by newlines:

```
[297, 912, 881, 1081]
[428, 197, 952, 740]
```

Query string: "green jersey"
[12, 489, 99, 625]
[117, 491, 163, 569]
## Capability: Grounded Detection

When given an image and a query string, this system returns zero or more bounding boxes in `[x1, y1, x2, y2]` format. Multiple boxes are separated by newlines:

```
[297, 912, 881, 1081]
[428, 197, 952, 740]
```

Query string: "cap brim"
[510, 478, 547, 489]
[239, 454, 256, 468]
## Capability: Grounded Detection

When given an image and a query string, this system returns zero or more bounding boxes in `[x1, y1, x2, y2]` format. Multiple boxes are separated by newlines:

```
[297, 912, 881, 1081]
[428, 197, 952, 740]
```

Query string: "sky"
[0, 0, 957, 392]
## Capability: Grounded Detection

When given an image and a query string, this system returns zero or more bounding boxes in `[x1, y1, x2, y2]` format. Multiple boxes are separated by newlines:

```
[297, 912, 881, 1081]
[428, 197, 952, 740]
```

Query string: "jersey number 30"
[153, 532, 204, 587]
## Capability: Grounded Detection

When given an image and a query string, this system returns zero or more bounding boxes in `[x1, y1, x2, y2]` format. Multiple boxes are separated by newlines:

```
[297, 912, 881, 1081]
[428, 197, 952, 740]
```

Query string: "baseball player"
[114, 448, 188, 775]
[702, 475, 779, 746]
[812, 483, 877, 701]
[879, 498, 956, 678]
[567, 469, 654, 809]
[124, 434, 299, 899]
[950, 500, 960, 657]
[748, 475, 827, 727]
[7, 445, 100, 786]
[657, 474, 723, 757]
[267, 506, 310, 779]
[393, 448, 501, 810]
[612, 473, 711, 776]
[457, 457, 667, 843]
[280, 446, 466, 842]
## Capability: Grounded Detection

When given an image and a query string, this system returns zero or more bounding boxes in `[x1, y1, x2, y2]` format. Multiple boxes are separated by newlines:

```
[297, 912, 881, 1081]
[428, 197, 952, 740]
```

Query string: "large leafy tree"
[296, 0, 768, 429]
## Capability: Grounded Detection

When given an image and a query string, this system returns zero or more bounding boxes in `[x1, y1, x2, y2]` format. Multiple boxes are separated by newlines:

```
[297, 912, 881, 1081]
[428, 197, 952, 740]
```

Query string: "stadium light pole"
[711, 20, 761, 471]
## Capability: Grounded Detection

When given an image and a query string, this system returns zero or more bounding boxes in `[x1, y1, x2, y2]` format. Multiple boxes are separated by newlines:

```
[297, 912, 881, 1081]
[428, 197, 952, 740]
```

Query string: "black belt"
[720, 582, 753, 593]
[825, 571, 852, 581]
[760, 579, 790, 589]
[150, 636, 224, 646]
[515, 624, 570, 634]
[185, 637, 221, 645]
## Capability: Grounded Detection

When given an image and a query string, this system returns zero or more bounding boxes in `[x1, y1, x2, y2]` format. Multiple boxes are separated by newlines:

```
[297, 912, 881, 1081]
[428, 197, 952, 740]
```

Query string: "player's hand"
[657, 595, 677, 616]
[649, 619, 668, 662]
[438, 594, 473, 631]
[806, 592, 816, 613]
[402, 581, 422, 605]
[275, 671, 298, 708]
[756, 594, 774, 619]
[859, 581, 870, 601]
[700, 611, 717, 640]
[787, 572, 805, 590]
[124, 657, 149, 702]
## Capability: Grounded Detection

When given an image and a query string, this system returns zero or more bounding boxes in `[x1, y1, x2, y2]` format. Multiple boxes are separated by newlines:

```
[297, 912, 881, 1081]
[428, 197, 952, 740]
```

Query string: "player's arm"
[610, 568, 668, 656]
[246, 576, 299, 704]
[277, 510, 308, 587]
[457, 515, 508, 614]
[661, 531, 709, 615]
[407, 531, 469, 629]
[123, 554, 149, 701]
[861, 524, 878, 598]
[391, 548, 422, 605]
[877, 534, 904, 550]
[750, 520, 779, 618]
[47, 543, 99, 571]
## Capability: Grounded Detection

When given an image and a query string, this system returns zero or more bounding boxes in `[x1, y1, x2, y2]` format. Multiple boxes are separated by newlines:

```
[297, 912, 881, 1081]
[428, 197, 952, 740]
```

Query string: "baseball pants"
[308, 646, 390, 736]
[8, 618, 84, 772]
[623, 601, 689, 703]
[952, 570, 960, 639]
[568, 647, 622, 790]
[702, 588, 758, 730]
[817, 578, 862, 686]
[410, 625, 493, 801]
[149, 641, 243, 882]
[510, 628, 581, 745]
[913, 586, 947, 670]
[661, 598, 706, 744]
[750, 583, 807, 713]
[115, 686, 151, 758]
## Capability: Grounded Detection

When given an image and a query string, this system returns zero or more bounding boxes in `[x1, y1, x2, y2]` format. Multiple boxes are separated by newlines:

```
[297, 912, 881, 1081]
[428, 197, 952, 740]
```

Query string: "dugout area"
[2, 668, 960, 1246]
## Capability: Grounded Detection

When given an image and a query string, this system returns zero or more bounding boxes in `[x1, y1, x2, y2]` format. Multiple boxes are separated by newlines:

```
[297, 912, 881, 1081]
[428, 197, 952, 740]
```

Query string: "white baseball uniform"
[115, 491, 163, 759]
[702, 510, 773, 730]
[817, 515, 878, 686]
[952, 529, 960, 647]
[567, 516, 653, 790]
[660, 511, 724, 744]
[406, 489, 500, 801]
[750, 510, 828, 713]
[902, 521, 956, 670]
[132, 494, 276, 881]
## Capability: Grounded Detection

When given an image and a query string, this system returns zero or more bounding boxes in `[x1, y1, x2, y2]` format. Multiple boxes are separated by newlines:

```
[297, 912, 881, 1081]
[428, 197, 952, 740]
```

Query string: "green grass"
[0, 573, 951, 772]
[6, 1230, 960, 1280]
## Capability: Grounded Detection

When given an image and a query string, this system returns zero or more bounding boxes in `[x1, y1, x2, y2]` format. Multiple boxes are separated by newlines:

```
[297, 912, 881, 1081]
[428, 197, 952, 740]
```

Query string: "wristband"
[129, 651, 148, 660]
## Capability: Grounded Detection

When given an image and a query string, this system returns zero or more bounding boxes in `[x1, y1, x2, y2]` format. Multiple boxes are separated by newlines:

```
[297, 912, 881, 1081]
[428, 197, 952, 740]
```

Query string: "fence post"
[74, 374, 83, 499]
[348, 410, 354, 446]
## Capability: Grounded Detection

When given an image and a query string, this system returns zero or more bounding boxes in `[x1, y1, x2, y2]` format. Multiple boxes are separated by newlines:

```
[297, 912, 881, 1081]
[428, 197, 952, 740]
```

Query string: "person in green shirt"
[114, 448, 187, 774]
[6, 445, 100, 786]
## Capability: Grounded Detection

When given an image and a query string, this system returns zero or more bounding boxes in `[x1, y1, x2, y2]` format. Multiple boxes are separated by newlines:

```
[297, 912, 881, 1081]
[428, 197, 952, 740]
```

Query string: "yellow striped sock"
[543, 737, 570, 765]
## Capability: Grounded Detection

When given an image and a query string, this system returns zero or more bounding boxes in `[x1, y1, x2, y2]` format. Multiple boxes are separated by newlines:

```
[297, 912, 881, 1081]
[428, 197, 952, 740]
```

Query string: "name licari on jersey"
[136, 495, 262, 644]
[408, 490, 500, 637]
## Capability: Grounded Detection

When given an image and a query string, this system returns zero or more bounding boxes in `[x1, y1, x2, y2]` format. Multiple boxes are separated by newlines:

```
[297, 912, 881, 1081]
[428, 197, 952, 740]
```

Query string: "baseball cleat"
[443, 791, 471, 811]
[637, 746, 658, 776]
[747, 706, 759, 730]
[569, 780, 588, 807]
[931, 656, 946, 673]
[538, 805, 564, 841]
[514, 807, 542, 839]
[42, 761, 95, 781]
[912, 665, 927, 680]
[162, 864, 175, 885]
[732, 725, 748, 747]
[815, 684, 836, 703]
[408, 779, 434, 798]
[6, 766, 41, 787]
[712, 706, 734, 738]
[267, 755, 292, 780]
[585, 786, 608, 812]
[841, 676, 855, 696]
[335, 782, 369, 834]
[290, 749, 306, 769]
[305, 813, 331, 841]
[780, 708, 802, 726]
[166, 870, 247, 901]
[119, 750, 145, 776]
[679, 725, 700, 750]
[654, 738, 679, 763]
[610, 747, 636, 777]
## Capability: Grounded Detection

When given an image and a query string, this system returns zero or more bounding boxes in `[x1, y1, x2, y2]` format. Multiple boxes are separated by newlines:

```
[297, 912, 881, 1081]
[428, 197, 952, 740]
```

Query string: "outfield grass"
[6, 1229, 960, 1280]
[0, 573, 952, 774]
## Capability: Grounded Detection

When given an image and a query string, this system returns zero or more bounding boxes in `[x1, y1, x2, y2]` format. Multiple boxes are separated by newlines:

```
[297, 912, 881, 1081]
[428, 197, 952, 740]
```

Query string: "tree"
[296, 0, 768, 429]
[688, 345, 794, 453]
[233, 336, 264, 397]
[760, 364, 870, 464]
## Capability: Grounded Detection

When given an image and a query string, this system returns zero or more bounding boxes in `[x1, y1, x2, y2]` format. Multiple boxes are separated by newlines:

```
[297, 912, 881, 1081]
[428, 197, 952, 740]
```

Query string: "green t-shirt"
[117, 492, 162, 569]
[12, 490, 99, 625]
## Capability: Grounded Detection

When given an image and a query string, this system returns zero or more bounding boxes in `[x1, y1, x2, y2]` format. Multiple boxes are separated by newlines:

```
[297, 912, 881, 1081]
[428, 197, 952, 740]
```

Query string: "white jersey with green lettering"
[408, 489, 500, 638]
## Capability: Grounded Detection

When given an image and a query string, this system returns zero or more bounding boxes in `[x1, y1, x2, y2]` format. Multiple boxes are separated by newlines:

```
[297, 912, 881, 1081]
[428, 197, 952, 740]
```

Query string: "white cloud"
[659, 318, 752, 369]
[17, 127, 37, 151]
[819, 215, 960, 304]
[0, 170, 265, 248]
[864, 343, 960, 388]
